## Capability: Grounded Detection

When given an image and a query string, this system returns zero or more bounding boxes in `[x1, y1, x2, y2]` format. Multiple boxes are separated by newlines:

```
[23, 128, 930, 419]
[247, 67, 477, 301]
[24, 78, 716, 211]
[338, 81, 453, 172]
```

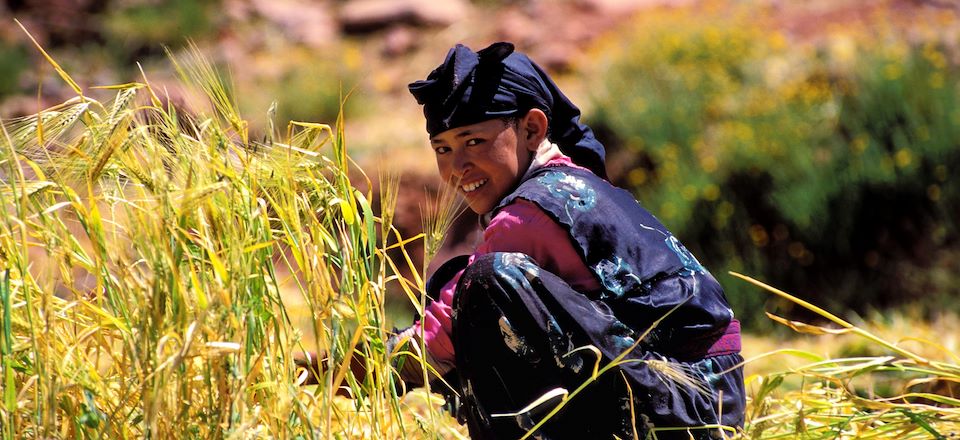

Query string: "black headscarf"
[408, 42, 607, 179]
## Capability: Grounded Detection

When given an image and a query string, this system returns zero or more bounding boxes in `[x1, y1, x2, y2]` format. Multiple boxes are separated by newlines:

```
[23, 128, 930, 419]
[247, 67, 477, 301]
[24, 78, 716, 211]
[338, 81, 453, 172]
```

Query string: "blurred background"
[2, 0, 958, 332]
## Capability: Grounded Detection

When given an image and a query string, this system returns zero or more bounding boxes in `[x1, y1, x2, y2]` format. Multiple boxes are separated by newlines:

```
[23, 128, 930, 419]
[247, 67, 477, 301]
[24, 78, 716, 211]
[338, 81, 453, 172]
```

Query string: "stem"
[729, 272, 929, 365]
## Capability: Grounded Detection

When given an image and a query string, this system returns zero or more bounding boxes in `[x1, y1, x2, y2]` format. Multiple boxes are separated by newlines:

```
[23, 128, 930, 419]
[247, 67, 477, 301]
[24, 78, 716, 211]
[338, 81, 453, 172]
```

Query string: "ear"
[519, 108, 548, 152]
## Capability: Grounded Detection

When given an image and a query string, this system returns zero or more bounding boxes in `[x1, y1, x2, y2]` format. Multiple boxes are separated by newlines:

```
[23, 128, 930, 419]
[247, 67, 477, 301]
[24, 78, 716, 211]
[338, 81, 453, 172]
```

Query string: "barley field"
[3, 7, 960, 439]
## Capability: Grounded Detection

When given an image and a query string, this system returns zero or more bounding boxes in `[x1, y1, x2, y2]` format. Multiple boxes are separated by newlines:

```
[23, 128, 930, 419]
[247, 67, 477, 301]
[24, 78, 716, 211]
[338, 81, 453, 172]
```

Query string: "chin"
[467, 201, 493, 215]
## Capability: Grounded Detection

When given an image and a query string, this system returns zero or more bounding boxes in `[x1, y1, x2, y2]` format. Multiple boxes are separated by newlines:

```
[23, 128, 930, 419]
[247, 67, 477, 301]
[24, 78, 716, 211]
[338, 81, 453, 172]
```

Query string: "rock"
[382, 25, 418, 57]
[339, 0, 468, 33]
[537, 43, 577, 72]
[576, 0, 693, 14]
[249, 0, 337, 47]
[493, 7, 536, 46]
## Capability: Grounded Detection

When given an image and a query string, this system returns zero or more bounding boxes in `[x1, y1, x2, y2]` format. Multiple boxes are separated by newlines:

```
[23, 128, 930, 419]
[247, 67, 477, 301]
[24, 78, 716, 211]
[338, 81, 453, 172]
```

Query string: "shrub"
[0, 43, 28, 99]
[102, 0, 219, 51]
[584, 6, 960, 329]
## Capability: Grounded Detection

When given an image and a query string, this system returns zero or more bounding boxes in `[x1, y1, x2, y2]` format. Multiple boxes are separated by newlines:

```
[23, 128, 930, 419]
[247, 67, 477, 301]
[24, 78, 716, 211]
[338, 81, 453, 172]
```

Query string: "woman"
[393, 42, 745, 439]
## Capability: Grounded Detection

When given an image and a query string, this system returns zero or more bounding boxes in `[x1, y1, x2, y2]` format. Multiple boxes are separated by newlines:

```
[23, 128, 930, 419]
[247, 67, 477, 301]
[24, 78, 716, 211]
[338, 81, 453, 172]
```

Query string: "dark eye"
[465, 138, 484, 147]
[434, 146, 451, 155]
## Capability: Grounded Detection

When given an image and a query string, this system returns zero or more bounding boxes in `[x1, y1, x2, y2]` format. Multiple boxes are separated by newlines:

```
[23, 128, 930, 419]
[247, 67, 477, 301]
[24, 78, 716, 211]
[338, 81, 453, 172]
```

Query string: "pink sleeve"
[409, 199, 599, 375]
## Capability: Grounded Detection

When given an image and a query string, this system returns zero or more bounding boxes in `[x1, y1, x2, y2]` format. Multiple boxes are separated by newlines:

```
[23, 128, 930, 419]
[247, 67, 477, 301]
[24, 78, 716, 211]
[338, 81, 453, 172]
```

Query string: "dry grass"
[0, 32, 464, 437]
[733, 274, 960, 439]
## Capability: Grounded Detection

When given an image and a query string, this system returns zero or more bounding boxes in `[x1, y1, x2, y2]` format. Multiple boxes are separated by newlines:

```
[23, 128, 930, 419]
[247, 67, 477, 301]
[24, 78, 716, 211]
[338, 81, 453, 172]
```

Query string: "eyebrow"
[430, 128, 477, 144]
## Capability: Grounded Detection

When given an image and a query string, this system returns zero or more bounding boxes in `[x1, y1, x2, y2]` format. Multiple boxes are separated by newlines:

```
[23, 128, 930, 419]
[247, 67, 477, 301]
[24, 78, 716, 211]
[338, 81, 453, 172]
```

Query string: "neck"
[519, 138, 563, 182]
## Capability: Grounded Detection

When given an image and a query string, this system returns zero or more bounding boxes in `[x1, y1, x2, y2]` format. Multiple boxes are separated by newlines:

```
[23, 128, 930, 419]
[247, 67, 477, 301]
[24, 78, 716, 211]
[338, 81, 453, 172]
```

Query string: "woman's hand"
[293, 351, 368, 396]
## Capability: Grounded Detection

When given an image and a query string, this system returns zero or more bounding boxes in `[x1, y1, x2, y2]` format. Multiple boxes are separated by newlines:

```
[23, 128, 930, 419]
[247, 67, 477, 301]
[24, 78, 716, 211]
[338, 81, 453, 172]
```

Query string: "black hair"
[500, 111, 551, 139]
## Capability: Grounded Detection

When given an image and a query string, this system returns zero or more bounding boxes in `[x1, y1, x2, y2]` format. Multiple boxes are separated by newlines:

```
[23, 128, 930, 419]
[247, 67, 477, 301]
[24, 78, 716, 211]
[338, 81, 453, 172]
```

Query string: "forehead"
[430, 118, 507, 144]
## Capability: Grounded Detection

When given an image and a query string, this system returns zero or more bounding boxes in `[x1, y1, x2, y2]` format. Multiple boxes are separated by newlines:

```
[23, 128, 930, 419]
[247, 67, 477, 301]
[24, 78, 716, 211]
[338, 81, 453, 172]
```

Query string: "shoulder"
[502, 166, 605, 221]
[513, 165, 605, 199]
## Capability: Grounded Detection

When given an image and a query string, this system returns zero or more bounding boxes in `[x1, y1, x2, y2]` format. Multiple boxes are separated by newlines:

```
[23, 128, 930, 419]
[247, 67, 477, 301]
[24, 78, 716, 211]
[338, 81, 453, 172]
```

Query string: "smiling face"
[431, 110, 547, 214]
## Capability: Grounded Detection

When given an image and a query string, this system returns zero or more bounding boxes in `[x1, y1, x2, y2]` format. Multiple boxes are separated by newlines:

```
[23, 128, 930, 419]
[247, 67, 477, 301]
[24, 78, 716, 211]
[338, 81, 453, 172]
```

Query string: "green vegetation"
[2, 4, 959, 439]
[102, 0, 219, 50]
[237, 45, 366, 133]
[0, 43, 28, 99]
[586, 7, 960, 328]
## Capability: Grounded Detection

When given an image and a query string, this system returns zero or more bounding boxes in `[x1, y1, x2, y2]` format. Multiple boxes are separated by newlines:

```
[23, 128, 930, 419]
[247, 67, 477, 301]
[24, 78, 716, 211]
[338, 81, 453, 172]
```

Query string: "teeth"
[461, 179, 488, 193]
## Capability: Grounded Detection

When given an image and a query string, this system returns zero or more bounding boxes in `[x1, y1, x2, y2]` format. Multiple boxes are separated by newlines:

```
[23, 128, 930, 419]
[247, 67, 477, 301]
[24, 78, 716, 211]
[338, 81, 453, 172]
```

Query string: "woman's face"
[431, 117, 539, 214]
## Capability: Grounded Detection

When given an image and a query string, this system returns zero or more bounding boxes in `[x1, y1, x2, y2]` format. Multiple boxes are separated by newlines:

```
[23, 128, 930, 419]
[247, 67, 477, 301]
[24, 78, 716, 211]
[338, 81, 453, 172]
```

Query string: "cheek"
[490, 138, 521, 170]
[435, 156, 454, 182]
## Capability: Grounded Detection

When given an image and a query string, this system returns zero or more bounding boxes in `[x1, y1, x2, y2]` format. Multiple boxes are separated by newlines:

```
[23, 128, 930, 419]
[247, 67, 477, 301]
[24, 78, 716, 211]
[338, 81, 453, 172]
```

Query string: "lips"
[461, 178, 488, 193]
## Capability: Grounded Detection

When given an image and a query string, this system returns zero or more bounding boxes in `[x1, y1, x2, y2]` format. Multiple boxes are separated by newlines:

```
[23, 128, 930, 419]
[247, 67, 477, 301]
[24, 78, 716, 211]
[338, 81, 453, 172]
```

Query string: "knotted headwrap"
[408, 42, 608, 179]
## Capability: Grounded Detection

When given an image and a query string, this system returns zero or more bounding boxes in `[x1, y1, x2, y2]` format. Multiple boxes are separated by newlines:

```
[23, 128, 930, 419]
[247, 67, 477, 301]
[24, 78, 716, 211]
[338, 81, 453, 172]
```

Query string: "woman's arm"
[293, 350, 368, 393]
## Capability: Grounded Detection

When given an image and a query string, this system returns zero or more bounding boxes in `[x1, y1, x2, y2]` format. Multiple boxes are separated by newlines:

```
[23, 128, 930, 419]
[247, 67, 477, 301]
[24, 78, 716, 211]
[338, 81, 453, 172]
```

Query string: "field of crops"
[2, 1, 960, 438]
[0, 42, 957, 439]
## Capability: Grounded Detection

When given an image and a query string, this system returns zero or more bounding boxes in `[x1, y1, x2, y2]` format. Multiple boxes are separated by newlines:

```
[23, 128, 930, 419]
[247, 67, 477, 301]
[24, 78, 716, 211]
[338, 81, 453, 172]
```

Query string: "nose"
[450, 148, 471, 179]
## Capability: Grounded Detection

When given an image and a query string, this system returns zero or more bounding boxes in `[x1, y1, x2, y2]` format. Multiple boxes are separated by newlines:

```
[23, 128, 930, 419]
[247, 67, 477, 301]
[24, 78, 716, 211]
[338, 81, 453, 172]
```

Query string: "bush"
[584, 7, 960, 329]
[102, 0, 219, 51]
[0, 43, 28, 99]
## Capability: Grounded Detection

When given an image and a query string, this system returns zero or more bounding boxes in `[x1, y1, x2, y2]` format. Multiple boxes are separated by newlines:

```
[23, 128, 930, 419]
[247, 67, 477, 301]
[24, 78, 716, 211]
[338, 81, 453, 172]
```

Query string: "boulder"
[249, 0, 338, 47]
[382, 25, 419, 57]
[339, 0, 469, 33]
[576, 0, 694, 15]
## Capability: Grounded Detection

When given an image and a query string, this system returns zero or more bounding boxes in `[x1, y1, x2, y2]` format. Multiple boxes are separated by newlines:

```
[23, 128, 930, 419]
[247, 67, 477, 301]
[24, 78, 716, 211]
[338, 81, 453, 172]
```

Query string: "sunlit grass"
[0, 33, 462, 437]
[733, 273, 960, 439]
